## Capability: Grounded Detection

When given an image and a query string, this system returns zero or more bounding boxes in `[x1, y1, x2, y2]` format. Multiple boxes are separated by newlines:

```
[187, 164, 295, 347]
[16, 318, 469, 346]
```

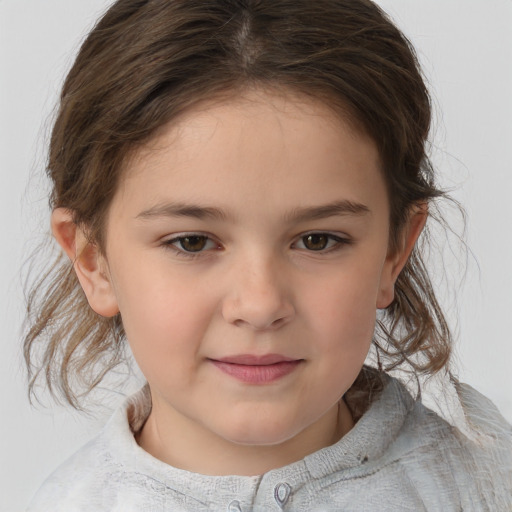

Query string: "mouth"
[208, 354, 303, 384]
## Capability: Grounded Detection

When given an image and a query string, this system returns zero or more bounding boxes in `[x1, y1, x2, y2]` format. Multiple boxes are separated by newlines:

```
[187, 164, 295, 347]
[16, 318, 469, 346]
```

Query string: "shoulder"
[404, 379, 512, 466]
[27, 433, 110, 511]
[326, 370, 512, 509]
[27, 388, 154, 512]
[390, 379, 512, 509]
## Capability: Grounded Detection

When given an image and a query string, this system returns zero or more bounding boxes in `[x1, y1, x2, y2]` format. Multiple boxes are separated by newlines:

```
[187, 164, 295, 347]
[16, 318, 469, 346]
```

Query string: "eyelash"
[162, 233, 221, 259]
[292, 232, 352, 253]
[161, 231, 352, 258]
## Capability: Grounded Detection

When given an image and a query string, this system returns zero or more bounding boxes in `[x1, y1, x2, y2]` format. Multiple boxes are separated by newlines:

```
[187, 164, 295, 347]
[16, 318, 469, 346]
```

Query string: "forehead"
[113, 89, 385, 220]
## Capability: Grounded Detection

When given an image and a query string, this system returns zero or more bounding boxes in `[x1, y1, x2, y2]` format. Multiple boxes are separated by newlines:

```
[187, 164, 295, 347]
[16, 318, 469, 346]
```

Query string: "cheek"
[306, 281, 376, 389]
[299, 266, 381, 391]
[305, 264, 381, 339]
[112, 267, 217, 377]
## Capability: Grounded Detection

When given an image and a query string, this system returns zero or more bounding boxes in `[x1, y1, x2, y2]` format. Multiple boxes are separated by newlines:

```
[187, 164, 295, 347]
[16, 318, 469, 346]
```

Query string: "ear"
[376, 203, 428, 309]
[51, 208, 119, 317]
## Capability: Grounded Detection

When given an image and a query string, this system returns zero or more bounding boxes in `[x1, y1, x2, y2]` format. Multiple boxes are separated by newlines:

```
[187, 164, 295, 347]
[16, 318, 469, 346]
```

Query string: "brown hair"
[25, 0, 452, 407]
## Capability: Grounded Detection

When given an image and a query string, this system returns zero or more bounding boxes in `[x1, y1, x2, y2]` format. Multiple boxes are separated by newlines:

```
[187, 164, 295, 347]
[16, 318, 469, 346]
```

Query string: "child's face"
[90, 90, 413, 454]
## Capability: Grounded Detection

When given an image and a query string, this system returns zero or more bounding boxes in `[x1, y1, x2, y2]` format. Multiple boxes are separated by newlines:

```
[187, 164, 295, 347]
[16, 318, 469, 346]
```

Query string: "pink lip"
[210, 354, 303, 384]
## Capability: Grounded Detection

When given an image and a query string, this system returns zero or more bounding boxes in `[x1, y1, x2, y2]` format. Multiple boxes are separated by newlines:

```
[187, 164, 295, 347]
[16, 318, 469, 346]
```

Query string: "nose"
[221, 255, 295, 331]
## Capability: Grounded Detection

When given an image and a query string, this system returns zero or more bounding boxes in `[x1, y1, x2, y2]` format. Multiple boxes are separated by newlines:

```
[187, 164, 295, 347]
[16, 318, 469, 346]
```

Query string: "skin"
[52, 89, 426, 476]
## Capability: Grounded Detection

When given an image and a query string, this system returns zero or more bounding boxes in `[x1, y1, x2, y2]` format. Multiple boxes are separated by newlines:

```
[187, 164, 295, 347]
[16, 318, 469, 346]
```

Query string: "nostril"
[232, 313, 290, 331]
[222, 293, 295, 330]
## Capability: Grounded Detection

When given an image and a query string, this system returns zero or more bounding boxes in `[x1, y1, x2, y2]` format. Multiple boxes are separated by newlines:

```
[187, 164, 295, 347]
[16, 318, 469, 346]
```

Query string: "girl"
[24, 0, 511, 510]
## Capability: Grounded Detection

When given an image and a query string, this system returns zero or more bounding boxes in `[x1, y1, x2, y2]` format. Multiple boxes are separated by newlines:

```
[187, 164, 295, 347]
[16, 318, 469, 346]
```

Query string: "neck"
[137, 397, 354, 476]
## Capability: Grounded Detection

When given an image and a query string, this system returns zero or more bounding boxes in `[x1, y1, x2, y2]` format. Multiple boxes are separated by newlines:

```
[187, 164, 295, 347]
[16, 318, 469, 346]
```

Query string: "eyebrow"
[286, 200, 370, 223]
[136, 202, 228, 221]
[135, 199, 370, 222]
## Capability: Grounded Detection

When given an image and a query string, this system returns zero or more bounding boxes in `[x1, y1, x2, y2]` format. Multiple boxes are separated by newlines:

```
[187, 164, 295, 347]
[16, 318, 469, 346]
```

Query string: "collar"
[101, 368, 419, 505]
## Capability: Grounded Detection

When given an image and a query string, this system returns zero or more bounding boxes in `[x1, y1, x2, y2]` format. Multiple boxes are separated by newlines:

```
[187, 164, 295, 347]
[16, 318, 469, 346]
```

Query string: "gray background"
[1, 1, 511, 510]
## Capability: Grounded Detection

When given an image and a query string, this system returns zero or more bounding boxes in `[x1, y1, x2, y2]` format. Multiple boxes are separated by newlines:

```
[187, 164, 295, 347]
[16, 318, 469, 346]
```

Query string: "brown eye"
[302, 233, 329, 251]
[178, 235, 208, 252]
[296, 233, 348, 252]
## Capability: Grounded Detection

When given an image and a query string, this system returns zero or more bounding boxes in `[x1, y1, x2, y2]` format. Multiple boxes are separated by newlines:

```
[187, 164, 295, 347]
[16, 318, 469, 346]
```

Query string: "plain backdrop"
[1, 1, 511, 510]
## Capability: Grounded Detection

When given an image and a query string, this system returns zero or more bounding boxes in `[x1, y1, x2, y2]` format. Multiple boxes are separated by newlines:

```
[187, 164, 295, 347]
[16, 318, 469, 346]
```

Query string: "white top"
[27, 370, 512, 511]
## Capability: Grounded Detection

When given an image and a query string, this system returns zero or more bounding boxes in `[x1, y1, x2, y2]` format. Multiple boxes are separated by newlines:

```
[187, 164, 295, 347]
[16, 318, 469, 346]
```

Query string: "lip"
[215, 353, 297, 365]
[209, 354, 303, 384]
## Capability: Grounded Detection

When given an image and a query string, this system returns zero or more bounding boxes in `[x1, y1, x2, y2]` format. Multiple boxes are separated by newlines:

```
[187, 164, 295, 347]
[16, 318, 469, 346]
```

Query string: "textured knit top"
[27, 370, 512, 511]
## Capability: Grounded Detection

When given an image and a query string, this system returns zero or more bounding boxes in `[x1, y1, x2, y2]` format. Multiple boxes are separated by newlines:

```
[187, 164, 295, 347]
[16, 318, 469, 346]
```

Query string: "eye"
[166, 234, 218, 253]
[295, 233, 348, 252]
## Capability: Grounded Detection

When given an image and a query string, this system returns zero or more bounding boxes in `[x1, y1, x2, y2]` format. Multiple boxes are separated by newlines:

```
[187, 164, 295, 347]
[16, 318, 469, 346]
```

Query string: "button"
[227, 500, 242, 512]
[274, 482, 291, 508]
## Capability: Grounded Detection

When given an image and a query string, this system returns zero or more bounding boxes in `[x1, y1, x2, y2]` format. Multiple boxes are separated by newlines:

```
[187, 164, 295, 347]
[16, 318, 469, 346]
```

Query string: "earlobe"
[51, 208, 119, 318]
[376, 203, 428, 309]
